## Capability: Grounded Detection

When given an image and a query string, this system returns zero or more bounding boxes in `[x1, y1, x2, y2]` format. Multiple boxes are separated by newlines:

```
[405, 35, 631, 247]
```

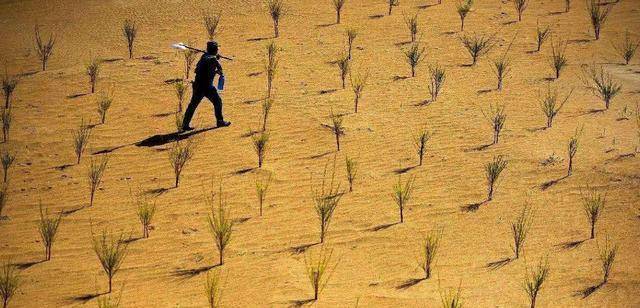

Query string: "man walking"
[182, 41, 231, 131]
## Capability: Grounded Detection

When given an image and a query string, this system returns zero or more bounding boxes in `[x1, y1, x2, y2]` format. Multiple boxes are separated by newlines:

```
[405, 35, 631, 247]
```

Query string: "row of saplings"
[0, 0, 636, 307]
[0, 145, 619, 308]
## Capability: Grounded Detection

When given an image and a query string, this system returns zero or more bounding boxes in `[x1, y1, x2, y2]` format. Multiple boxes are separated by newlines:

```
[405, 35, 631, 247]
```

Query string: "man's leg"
[182, 88, 205, 130]
[204, 87, 230, 126]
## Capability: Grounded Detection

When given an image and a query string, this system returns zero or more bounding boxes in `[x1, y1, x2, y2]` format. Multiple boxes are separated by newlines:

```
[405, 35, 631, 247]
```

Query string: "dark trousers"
[182, 83, 224, 128]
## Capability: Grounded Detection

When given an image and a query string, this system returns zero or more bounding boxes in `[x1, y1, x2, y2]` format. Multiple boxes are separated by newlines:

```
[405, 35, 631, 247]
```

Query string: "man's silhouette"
[182, 41, 231, 131]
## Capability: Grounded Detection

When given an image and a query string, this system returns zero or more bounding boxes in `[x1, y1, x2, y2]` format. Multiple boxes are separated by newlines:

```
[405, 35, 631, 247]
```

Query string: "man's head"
[206, 41, 219, 55]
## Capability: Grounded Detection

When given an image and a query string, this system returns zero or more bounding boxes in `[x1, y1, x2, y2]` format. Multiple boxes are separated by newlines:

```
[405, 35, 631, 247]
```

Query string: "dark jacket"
[194, 54, 223, 88]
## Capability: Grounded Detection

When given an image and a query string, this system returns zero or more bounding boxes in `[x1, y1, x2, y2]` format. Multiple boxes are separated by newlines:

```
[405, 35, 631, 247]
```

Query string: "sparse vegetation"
[96, 292, 121, 308]
[404, 42, 426, 77]
[587, 0, 611, 40]
[0, 260, 19, 308]
[332, 0, 347, 24]
[207, 184, 234, 265]
[262, 98, 273, 131]
[174, 80, 186, 112]
[460, 33, 493, 65]
[88, 156, 108, 207]
[388, 0, 399, 15]
[175, 111, 184, 132]
[567, 130, 579, 176]
[582, 189, 604, 239]
[336, 54, 350, 89]
[413, 129, 432, 166]
[1, 109, 10, 143]
[72, 119, 91, 165]
[536, 22, 551, 52]
[136, 196, 156, 238]
[418, 230, 441, 279]
[328, 110, 345, 151]
[428, 64, 446, 102]
[203, 10, 222, 40]
[183, 45, 197, 81]
[550, 38, 568, 79]
[252, 131, 269, 168]
[492, 38, 513, 90]
[267, 0, 284, 38]
[405, 13, 419, 42]
[37, 203, 62, 261]
[97, 95, 112, 124]
[614, 30, 639, 65]
[457, 0, 473, 31]
[565, 0, 571, 12]
[2, 73, 18, 109]
[345, 155, 357, 192]
[540, 85, 573, 128]
[92, 229, 128, 294]
[513, 0, 528, 22]
[485, 155, 507, 201]
[123, 19, 137, 59]
[304, 247, 336, 300]
[440, 284, 463, 308]
[86, 58, 100, 93]
[34, 25, 56, 71]
[169, 141, 194, 187]
[265, 41, 278, 98]
[511, 204, 532, 259]
[1, 150, 14, 184]
[346, 28, 358, 60]
[583, 65, 622, 110]
[204, 269, 223, 308]
[598, 236, 617, 283]
[312, 160, 343, 243]
[350, 71, 368, 113]
[483, 104, 506, 145]
[0, 185, 7, 219]
[392, 174, 415, 223]
[255, 174, 271, 216]
[523, 258, 549, 308]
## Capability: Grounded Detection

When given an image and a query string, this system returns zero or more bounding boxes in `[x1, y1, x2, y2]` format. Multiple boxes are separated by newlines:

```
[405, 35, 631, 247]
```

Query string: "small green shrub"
[582, 189, 604, 239]
[457, 0, 473, 31]
[72, 119, 91, 164]
[404, 42, 425, 77]
[332, 0, 347, 24]
[428, 64, 446, 102]
[523, 258, 549, 308]
[169, 141, 194, 187]
[97, 95, 112, 124]
[460, 33, 493, 65]
[328, 110, 345, 151]
[86, 58, 100, 93]
[304, 247, 336, 300]
[345, 155, 357, 192]
[418, 231, 441, 279]
[123, 19, 137, 59]
[207, 184, 234, 265]
[88, 156, 108, 207]
[536, 22, 551, 52]
[587, 0, 611, 40]
[312, 159, 343, 243]
[92, 228, 129, 293]
[203, 10, 222, 40]
[0, 260, 20, 308]
[267, 0, 285, 38]
[34, 25, 56, 71]
[1, 150, 14, 183]
[485, 155, 507, 201]
[614, 30, 639, 65]
[204, 269, 223, 308]
[2, 73, 18, 109]
[413, 129, 432, 166]
[392, 174, 415, 223]
[252, 131, 269, 168]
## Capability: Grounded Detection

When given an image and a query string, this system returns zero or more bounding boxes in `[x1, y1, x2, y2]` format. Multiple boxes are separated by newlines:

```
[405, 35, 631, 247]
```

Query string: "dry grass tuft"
[350, 70, 368, 113]
[1, 150, 14, 184]
[0, 260, 20, 308]
[540, 85, 572, 128]
[305, 247, 337, 300]
[582, 188, 605, 239]
[485, 155, 507, 201]
[207, 183, 234, 265]
[460, 33, 494, 65]
[587, 0, 611, 40]
[97, 94, 113, 124]
[169, 141, 194, 187]
[204, 269, 224, 308]
[88, 156, 108, 207]
[252, 131, 269, 168]
[72, 119, 91, 165]
[418, 230, 441, 279]
[266, 0, 285, 38]
[332, 0, 347, 24]
[404, 42, 426, 77]
[92, 228, 129, 293]
[123, 19, 137, 59]
[392, 173, 415, 223]
[523, 258, 549, 308]
[203, 10, 222, 40]
[312, 159, 343, 243]
[34, 25, 56, 71]
[37, 203, 62, 261]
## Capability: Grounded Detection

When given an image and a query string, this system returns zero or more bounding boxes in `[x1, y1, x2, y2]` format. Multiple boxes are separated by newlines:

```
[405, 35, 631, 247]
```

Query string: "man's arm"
[213, 56, 224, 76]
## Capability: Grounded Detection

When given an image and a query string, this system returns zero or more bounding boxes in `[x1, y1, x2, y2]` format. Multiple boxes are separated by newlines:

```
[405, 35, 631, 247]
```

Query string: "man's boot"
[217, 120, 231, 127]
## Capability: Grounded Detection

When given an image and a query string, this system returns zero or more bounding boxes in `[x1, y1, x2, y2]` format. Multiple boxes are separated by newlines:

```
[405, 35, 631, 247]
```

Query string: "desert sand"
[0, 0, 639, 307]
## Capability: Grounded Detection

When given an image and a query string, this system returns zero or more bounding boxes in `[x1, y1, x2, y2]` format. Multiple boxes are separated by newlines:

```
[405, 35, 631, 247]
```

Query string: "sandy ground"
[0, 0, 639, 306]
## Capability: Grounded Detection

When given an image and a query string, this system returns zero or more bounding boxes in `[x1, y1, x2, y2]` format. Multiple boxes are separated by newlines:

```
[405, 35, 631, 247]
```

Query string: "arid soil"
[0, 0, 639, 307]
